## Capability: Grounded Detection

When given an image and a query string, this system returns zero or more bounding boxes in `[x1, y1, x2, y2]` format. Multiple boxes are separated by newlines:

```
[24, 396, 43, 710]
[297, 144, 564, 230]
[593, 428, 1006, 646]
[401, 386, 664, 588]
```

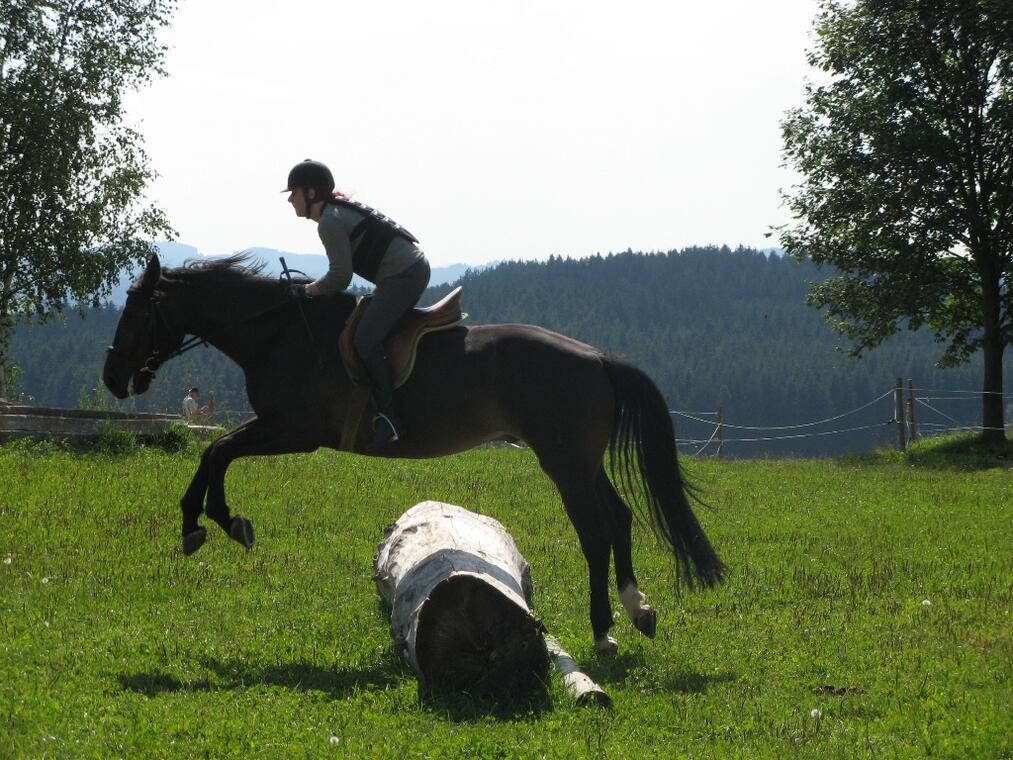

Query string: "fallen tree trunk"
[374, 500, 548, 695]
[374, 500, 609, 704]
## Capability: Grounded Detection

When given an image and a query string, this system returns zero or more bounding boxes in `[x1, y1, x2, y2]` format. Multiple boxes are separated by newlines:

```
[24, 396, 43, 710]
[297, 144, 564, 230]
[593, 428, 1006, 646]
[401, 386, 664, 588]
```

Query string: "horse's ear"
[139, 255, 161, 290]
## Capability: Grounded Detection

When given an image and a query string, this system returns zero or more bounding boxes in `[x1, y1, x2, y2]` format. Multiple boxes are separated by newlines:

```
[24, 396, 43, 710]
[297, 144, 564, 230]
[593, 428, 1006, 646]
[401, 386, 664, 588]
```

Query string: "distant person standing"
[182, 387, 212, 422]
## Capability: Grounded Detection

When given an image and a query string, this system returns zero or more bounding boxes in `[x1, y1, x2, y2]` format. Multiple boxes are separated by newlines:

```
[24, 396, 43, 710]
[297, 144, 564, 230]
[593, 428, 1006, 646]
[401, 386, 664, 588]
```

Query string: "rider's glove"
[290, 283, 310, 300]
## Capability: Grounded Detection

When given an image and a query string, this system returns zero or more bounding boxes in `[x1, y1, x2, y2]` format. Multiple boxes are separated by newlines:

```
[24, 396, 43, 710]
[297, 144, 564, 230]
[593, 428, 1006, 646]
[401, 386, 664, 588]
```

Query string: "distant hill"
[104, 242, 478, 304]
[10, 246, 1010, 457]
[426, 248, 1010, 456]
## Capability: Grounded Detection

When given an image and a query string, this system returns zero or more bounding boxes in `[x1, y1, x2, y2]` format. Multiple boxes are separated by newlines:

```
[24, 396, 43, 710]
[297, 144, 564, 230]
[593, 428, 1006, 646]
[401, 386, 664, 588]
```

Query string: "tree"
[0, 0, 176, 396]
[779, 0, 1012, 441]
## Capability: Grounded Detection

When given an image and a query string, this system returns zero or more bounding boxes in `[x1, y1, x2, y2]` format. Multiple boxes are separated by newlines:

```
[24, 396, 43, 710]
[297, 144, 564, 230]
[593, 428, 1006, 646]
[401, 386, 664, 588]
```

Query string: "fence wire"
[671, 390, 894, 431]
[673, 386, 1008, 450]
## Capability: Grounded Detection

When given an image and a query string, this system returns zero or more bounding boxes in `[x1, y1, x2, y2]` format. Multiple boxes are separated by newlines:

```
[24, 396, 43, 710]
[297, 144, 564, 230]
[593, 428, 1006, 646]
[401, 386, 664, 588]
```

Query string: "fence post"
[716, 406, 724, 460]
[906, 379, 918, 442]
[895, 378, 906, 452]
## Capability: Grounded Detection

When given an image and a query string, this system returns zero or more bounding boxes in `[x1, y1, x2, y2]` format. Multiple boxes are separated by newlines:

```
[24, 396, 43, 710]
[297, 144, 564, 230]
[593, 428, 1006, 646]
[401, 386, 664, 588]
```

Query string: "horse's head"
[103, 256, 185, 398]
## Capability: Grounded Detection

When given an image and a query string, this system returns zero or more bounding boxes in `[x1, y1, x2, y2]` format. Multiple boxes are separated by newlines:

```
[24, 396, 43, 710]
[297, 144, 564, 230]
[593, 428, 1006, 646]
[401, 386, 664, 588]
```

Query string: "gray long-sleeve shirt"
[315, 202, 424, 293]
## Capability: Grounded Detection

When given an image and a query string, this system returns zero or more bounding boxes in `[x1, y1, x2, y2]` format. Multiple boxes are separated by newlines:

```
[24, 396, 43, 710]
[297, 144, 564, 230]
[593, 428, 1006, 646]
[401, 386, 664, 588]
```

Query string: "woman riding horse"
[284, 159, 430, 451]
[103, 247, 725, 651]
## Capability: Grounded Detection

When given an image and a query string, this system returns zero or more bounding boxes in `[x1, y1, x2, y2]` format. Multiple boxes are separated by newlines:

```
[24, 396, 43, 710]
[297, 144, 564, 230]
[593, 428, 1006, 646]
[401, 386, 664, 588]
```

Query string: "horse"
[103, 254, 725, 651]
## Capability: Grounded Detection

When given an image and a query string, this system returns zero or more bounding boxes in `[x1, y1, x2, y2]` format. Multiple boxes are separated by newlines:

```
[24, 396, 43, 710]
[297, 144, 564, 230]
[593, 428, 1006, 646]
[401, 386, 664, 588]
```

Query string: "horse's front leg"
[182, 419, 317, 556]
[180, 419, 258, 555]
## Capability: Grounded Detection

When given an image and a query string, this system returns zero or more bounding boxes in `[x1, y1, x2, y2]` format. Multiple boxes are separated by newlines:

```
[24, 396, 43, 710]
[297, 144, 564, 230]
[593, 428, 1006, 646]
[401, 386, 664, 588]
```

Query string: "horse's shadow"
[584, 650, 737, 694]
[118, 655, 552, 721]
[117, 648, 734, 719]
[117, 653, 402, 700]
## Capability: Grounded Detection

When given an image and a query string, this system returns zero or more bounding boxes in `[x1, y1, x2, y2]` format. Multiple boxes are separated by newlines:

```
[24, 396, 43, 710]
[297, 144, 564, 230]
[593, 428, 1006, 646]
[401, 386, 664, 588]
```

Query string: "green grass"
[0, 438, 1009, 758]
[855, 431, 1013, 471]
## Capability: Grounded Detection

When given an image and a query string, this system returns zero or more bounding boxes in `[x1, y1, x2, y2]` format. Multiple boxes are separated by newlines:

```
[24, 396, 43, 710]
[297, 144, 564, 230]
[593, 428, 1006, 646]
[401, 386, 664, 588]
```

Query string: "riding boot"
[362, 346, 403, 452]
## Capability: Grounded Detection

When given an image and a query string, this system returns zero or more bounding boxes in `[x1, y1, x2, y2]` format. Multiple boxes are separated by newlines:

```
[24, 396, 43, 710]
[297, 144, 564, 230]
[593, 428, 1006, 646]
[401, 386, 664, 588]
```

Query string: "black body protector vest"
[326, 198, 419, 282]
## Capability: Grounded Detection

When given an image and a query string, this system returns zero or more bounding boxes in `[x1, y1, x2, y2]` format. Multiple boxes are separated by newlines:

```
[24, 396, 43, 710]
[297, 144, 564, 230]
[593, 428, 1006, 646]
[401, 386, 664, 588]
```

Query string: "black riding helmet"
[282, 159, 335, 197]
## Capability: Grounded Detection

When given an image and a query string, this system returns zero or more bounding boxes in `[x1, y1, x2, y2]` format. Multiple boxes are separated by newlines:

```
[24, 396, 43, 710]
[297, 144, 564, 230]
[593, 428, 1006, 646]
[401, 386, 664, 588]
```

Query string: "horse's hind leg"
[564, 486, 616, 652]
[536, 455, 616, 651]
[598, 468, 657, 639]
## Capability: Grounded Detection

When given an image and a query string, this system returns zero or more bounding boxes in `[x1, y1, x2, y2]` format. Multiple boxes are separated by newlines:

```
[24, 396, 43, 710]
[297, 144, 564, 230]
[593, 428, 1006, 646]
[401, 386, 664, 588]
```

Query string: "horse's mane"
[169, 253, 274, 286]
[159, 252, 357, 321]
[156, 253, 293, 317]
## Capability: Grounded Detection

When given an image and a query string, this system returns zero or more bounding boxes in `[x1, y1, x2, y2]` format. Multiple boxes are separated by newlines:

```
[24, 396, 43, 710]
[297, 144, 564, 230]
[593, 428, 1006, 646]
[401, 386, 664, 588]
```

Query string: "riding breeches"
[352, 258, 431, 360]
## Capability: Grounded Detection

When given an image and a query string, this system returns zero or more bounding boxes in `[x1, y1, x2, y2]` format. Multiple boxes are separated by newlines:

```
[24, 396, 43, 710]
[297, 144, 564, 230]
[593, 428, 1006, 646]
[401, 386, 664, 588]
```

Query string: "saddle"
[338, 286, 467, 389]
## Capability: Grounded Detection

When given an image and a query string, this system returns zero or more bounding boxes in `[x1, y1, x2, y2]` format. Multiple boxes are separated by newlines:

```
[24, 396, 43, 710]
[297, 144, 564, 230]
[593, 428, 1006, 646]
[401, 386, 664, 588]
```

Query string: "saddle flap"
[339, 286, 467, 389]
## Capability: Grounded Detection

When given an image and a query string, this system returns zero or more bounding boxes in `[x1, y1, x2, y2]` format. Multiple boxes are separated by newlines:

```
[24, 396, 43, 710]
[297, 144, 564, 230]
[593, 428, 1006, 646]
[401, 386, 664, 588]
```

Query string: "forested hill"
[10, 247, 1008, 456]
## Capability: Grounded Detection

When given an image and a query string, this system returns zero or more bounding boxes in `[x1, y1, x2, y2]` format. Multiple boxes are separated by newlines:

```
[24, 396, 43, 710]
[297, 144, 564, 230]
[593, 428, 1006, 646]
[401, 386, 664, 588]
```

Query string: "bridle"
[106, 264, 319, 382]
[105, 287, 207, 380]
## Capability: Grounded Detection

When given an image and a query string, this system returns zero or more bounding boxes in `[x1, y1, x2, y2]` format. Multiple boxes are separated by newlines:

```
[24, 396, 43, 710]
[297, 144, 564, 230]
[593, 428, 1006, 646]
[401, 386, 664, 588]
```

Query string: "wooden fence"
[0, 403, 219, 443]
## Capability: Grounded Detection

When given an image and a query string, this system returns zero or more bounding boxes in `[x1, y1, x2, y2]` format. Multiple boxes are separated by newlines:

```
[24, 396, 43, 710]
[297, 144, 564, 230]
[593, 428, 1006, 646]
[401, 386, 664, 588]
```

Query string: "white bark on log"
[374, 501, 609, 704]
[544, 635, 612, 707]
[374, 501, 542, 686]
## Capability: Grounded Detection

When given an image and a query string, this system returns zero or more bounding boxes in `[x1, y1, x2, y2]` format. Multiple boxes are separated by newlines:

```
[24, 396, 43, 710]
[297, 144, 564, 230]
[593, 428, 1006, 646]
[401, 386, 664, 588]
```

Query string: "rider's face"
[288, 189, 307, 218]
[287, 187, 319, 218]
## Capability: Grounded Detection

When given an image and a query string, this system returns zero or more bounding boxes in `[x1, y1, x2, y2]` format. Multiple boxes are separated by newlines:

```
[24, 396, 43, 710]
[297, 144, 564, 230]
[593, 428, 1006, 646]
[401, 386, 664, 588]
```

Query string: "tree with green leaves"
[0, 0, 176, 397]
[780, 0, 1012, 441]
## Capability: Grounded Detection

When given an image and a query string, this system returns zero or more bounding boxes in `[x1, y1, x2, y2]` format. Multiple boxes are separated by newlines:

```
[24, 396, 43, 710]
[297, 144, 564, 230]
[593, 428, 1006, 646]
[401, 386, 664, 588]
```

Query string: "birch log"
[545, 636, 612, 707]
[374, 501, 610, 703]
[374, 500, 548, 695]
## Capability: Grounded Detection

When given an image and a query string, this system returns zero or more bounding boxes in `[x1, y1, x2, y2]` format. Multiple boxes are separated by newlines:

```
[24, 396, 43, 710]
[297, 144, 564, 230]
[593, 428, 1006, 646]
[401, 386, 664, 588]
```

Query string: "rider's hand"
[289, 283, 310, 299]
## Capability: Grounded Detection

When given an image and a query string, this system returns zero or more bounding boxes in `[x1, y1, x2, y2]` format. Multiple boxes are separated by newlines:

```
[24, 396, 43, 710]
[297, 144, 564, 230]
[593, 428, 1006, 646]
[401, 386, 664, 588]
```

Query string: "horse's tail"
[601, 354, 726, 590]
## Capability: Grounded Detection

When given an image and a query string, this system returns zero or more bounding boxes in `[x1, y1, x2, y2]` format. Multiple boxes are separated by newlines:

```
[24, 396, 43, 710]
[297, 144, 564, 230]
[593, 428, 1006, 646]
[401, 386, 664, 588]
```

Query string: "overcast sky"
[124, 0, 823, 267]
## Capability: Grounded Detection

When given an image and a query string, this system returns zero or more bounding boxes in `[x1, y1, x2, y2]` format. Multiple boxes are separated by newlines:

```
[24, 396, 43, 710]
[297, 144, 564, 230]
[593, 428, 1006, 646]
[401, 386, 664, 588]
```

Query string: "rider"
[283, 159, 431, 451]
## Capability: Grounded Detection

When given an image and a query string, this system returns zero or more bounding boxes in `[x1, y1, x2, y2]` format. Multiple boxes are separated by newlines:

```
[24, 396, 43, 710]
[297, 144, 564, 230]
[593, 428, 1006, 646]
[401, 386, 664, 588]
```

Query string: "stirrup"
[366, 412, 400, 451]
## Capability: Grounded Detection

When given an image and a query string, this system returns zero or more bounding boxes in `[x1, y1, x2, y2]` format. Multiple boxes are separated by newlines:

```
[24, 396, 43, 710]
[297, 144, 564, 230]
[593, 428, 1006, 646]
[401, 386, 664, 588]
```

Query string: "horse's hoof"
[229, 516, 255, 550]
[182, 527, 207, 556]
[633, 606, 657, 638]
[594, 635, 618, 654]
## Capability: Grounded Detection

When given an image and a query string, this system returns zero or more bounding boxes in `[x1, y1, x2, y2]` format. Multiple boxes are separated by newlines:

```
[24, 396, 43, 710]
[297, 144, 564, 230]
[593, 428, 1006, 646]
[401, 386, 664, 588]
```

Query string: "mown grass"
[0, 435, 1009, 758]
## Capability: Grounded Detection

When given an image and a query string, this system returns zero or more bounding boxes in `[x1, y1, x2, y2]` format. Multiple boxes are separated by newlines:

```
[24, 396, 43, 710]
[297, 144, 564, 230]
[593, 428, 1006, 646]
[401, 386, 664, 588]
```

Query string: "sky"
[124, 0, 823, 268]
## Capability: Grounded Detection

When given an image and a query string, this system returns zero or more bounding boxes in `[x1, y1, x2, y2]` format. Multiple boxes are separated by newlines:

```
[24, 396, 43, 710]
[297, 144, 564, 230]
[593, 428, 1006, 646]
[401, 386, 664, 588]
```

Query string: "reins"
[280, 256, 325, 369]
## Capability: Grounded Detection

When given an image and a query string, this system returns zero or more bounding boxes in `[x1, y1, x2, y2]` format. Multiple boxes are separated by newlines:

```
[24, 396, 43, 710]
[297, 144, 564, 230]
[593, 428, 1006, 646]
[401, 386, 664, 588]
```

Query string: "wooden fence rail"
[0, 403, 218, 442]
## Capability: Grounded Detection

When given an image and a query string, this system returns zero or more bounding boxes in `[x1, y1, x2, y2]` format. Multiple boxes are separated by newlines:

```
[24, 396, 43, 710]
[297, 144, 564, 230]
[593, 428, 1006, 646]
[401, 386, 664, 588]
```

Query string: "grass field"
[1, 435, 1010, 758]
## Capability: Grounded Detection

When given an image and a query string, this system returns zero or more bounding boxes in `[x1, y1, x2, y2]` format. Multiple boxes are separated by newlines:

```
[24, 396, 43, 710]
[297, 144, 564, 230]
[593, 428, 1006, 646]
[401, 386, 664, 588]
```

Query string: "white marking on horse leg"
[594, 634, 618, 654]
[620, 581, 657, 638]
[619, 582, 648, 619]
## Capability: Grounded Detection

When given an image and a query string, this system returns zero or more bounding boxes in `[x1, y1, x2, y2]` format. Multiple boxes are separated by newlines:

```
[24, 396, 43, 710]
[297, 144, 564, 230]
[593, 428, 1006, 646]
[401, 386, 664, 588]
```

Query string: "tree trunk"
[980, 330, 1006, 442]
[0, 310, 11, 401]
[979, 270, 1006, 442]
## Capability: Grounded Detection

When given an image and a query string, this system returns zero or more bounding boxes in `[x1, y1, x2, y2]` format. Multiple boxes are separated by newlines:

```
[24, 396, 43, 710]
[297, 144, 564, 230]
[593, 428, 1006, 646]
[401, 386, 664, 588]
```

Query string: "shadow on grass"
[417, 685, 554, 722]
[904, 435, 1011, 471]
[118, 655, 402, 699]
[586, 650, 737, 694]
[119, 660, 556, 721]
[842, 434, 1012, 472]
[118, 670, 214, 697]
[118, 650, 731, 719]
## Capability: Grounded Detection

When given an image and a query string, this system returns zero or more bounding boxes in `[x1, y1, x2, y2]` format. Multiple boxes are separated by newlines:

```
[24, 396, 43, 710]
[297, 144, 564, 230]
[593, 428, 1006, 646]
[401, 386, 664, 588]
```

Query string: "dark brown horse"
[103, 255, 724, 650]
